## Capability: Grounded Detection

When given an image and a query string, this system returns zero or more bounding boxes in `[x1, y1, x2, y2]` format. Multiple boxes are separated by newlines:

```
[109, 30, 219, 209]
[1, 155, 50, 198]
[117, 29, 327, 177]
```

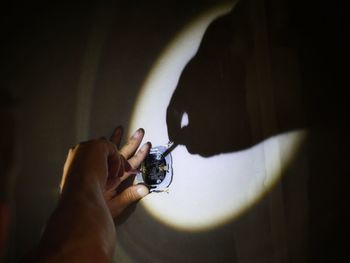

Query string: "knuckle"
[132, 154, 142, 165]
[135, 150, 146, 161]
[124, 189, 138, 202]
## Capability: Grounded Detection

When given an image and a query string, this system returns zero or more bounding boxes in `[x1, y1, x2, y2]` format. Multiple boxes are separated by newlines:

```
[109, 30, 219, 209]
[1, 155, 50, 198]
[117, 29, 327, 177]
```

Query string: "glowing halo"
[128, 2, 306, 232]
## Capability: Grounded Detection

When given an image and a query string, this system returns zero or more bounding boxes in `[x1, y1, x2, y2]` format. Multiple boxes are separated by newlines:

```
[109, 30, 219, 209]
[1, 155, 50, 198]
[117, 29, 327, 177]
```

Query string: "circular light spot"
[129, 2, 305, 232]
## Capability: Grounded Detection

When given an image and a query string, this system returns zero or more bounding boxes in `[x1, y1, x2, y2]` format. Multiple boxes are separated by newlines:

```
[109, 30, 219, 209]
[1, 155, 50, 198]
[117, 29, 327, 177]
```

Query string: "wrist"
[33, 191, 115, 263]
[34, 240, 111, 263]
[33, 206, 115, 263]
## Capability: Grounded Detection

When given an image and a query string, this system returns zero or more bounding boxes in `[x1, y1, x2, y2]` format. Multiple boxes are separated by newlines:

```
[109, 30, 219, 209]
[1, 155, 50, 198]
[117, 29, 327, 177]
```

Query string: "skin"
[25, 127, 151, 262]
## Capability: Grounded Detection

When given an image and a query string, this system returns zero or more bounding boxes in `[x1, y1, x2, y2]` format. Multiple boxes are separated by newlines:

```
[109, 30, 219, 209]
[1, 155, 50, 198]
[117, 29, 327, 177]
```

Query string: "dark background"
[1, 0, 349, 262]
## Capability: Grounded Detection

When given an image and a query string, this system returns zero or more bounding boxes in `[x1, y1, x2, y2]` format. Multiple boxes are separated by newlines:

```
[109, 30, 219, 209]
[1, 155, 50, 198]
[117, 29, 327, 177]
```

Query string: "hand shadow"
[166, 1, 255, 157]
[166, 1, 300, 157]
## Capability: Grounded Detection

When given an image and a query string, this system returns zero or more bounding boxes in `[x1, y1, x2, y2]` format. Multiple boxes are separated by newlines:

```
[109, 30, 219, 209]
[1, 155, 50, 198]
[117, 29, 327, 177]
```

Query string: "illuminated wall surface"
[119, 2, 306, 262]
[129, 2, 304, 231]
[1, 0, 349, 262]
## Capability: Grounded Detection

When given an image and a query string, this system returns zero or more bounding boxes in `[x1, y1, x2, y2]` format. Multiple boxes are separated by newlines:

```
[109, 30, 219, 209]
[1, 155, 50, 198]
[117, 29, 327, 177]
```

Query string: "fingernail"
[132, 128, 144, 139]
[140, 142, 151, 152]
[137, 185, 149, 197]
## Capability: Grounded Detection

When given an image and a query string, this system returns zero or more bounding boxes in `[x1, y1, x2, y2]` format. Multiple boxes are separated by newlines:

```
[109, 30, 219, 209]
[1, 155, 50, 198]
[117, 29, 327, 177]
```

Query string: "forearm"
[30, 187, 115, 262]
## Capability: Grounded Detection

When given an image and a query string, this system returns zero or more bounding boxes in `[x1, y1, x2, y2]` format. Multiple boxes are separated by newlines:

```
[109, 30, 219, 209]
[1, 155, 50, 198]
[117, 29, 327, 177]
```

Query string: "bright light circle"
[129, 2, 305, 232]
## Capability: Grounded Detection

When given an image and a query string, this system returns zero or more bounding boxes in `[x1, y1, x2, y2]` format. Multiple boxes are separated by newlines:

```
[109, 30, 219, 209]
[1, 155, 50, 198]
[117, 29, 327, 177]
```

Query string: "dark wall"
[287, 1, 349, 262]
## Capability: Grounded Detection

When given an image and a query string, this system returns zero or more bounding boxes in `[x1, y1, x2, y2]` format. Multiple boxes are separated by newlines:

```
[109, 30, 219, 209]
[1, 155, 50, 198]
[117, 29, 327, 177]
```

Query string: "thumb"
[110, 185, 149, 218]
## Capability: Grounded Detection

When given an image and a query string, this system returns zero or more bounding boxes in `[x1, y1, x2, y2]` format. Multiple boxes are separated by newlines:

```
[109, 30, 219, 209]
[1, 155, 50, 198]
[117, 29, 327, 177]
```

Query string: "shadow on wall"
[166, 0, 304, 157]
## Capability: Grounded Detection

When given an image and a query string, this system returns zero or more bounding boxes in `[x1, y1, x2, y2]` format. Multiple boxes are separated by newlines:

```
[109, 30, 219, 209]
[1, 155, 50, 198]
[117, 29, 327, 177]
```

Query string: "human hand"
[60, 127, 151, 218]
[29, 128, 151, 262]
[103, 127, 151, 217]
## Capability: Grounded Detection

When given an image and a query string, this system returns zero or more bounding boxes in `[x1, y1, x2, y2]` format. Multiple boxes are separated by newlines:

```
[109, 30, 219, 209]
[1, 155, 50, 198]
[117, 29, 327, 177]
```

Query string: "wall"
[0, 0, 348, 262]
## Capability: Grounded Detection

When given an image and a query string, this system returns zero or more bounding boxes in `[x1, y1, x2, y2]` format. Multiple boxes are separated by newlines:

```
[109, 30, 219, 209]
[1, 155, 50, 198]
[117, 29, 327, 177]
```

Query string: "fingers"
[62, 129, 151, 219]
[106, 150, 132, 191]
[128, 142, 151, 169]
[109, 185, 149, 218]
[120, 128, 144, 159]
[109, 128, 150, 183]
[116, 142, 151, 183]
[110, 126, 123, 149]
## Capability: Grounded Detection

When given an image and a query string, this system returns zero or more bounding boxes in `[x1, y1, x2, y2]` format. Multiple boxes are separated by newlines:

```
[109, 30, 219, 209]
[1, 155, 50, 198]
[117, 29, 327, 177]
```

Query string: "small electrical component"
[135, 142, 174, 193]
